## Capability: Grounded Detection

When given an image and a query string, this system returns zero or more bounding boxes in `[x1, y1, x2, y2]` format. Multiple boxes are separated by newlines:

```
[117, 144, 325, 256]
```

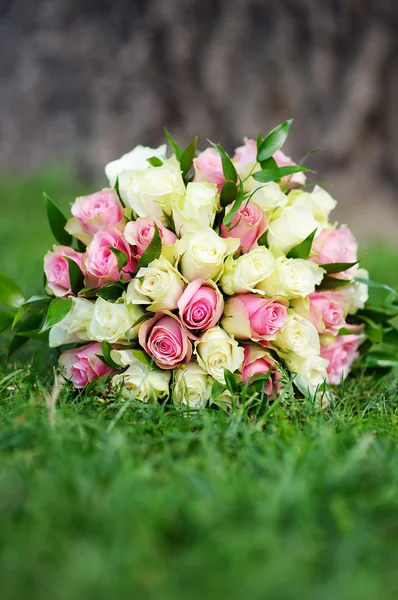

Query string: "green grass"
[1, 172, 398, 600]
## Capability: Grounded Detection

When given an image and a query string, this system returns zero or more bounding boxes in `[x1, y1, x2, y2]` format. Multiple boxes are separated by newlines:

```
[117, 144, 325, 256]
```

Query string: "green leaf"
[287, 229, 317, 260]
[317, 275, 351, 290]
[0, 312, 14, 334]
[8, 335, 29, 358]
[164, 127, 182, 160]
[95, 283, 125, 301]
[252, 165, 309, 184]
[298, 147, 324, 166]
[363, 353, 398, 369]
[40, 297, 73, 332]
[147, 156, 163, 167]
[224, 369, 238, 395]
[109, 247, 128, 271]
[257, 229, 269, 248]
[355, 278, 397, 298]
[0, 274, 25, 309]
[65, 258, 85, 295]
[114, 176, 125, 207]
[136, 223, 162, 270]
[132, 349, 154, 368]
[257, 119, 293, 162]
[259, 156, 278, 171]
[99, 340, 121, 370]
[220, 180, 238, 207]
[222, 183, 245, 229]
[209, 141, 237, 183]
[12, 295, 51, 328]
[180, 137, 198, 179]
[320, 261, 358, 274]
[44, 192, 72, 246]
[388, 314, 398, 332]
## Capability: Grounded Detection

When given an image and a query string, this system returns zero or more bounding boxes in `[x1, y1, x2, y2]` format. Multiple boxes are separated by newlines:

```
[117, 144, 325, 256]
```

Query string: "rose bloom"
[105, 144, 167, 187]
[139, 312, 192, 370]
[44, 246, 85, 297]
[193, 148, 226, 192]
[124, 217, 177, 258]
[59, 342, 114, 388]
[258, 256, 324, 300]
[194, 326, 244, 384]
[321, 333, 362, 385]
[178, 279, 224, 339]
[275, 313, 320, 358]
[267, 202, 318, 254]
[172, 362, 213, 409]
[126, 256, 185, 312]
[220, 201, 267, 254]
[241, 344, 282, 400]
[311, 226, 358, 279]
[308, 291, 346, 335]
[85, 227, 136, 288]
[222, 295, 288, 342]
[69, 189, 123, 236]
[173, 181, 219, 236]
[220, 246, 275, 296]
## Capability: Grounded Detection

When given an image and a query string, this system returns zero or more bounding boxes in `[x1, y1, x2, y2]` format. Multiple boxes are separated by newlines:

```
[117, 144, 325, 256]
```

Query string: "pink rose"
[311, 226, 358, 279]
[220, 201, 267, 254]
[308, 291, 346, 335]
[124, 217, 177, 257]
[193, 148, 226, 192]
[273, 150, 307, 187]
[59, 342, 114, 388]
[85, 227, 136, 288]
[177, 279, 224, 339]
[71, 189, 123, 235]
[233, 137, 257, 169]
[222, 295, 288, 342]
[320, 334, 362, 385]
[44, 246, 85, 297]
[139, 312, 192, 370]
[241, 344, 282, 400]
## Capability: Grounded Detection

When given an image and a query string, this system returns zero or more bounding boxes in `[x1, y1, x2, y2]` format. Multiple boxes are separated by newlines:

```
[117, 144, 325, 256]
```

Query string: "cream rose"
[125, 257, 186, 312]
[274, 313, 320, 357]
[88, 298, 144, 344]
[194, 326, 244, 384]
[111, 355, 171, 403]
[267, 202, 318, 253]
[173, 181, 219, 236]
[118, 156, 185, 218]
[105, 144, 167, 187]
[219, 246, 275, 296]
[177, 227, 239, 282]
[242, 173, 288, 213]
[49, 297, 94, 348]
[287, 185, 337, 227]
[285, 353, 329, 393]
[257, 256, 324, 300]
[338, 268, 369, 315]
[172, 362, 213, 409]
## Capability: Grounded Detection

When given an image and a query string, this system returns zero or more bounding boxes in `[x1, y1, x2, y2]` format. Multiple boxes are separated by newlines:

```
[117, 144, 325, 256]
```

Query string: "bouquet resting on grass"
[1, 120, 398, 411]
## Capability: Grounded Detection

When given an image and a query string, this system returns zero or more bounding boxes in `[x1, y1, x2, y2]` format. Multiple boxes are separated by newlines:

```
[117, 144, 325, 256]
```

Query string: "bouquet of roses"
[1, 120, 397, 410]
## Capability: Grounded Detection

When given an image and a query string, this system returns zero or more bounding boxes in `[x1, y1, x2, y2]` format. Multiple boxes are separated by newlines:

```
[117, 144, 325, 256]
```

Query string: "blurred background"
[0, 0, 398, 292]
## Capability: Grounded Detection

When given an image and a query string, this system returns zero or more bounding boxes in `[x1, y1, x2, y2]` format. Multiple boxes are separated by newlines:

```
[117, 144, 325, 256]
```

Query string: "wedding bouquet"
[2, 121, 397, 410]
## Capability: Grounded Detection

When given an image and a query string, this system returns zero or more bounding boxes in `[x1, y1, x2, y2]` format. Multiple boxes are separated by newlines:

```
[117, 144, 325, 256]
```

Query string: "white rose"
[287, 185, 337, 227]
[285, 353, 329, 394]
[125, 256, 185, 312]
[338, 268, 369, 315]
[274, 313, 320, 357]
[177, 227, 240, 282]
[88, 298, 144, 344]
[219, 246, 275, 296]
[118, 156, 185, 218]
[267, 202, 318, 253]
[111, 356, 170, 403]
[242, 171, 288, 212]
[173, 182, 219, 236]
[257, 256, 324, 300]
[194, 327, 244, 384]
[172, 362, 213, 409]
[49, 297, 93, 348]
[105, 144, 167, 187]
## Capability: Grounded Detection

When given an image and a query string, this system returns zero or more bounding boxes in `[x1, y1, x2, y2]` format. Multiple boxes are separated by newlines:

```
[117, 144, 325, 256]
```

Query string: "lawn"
[0, 172, 398, 600]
